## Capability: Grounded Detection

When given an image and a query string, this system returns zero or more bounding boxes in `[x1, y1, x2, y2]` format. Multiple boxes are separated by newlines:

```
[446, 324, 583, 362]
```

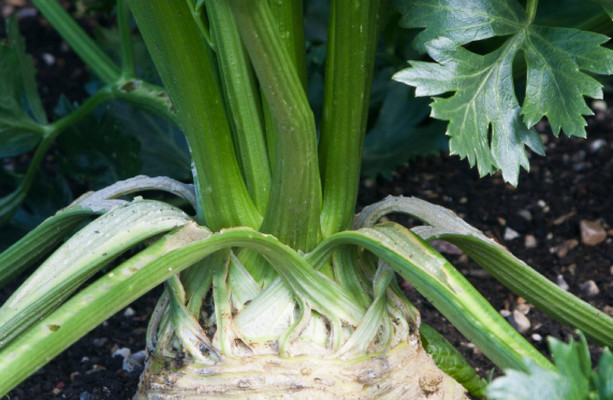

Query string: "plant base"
[134, 341, 468, 399]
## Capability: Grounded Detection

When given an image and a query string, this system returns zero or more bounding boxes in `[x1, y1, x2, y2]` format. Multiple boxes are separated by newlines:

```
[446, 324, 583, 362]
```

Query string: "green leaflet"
[396, 0, 526, 53]
[487, 332, 613, 400]
[393, 0, 613, 185]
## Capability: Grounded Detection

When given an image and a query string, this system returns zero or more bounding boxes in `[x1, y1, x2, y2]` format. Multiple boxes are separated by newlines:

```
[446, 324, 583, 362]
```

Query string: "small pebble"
[556, 274, 569, 291]
[124, 307, 136, 317]
[580, 280, 600, 297]
[499, 309, 511, 318]
[504, 227, 520, 241]
[591, 100, 607, 112]
[516, 301, 531, 315]
[497, 217, 506, 226]
[524, 234, 537, 249]
[589, 138, 607, 152]
[556, 239, 579, 258]
[509, 310, 531, 333]
[17, 6, 37, 18]
[580, 220, 607, 246]
[609, 265, 613, 276]
[113, 347, 146, 372]
[517, 209, 532, 221]
[41, 52, 55, 66]
[92, 337, 108, 347]
[531, 333, 543, 342]
[80, 391, 92, 400]
[604, 305, 613, 317]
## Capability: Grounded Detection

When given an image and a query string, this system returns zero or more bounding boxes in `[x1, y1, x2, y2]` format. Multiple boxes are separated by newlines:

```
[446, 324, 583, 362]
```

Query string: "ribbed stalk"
[267, 0, 308, 89]
[205, 1, 271, 213]
[319, 0, 384, 237]
[228, 0, 321, 251]
[127, 0, 261, 229]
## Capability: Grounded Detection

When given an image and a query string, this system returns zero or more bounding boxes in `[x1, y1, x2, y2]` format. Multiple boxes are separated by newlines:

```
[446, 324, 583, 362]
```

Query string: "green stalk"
[128, 0, 261, 230]
[526, 0, 539, 24]
[267, 0, 308, 89]
[32, 0, 120, 84]
[319, 0, 383, 237]
[205, 1, 271, 213]
[185, 0, 214, 48]
[117, 0, 136, 78]
[228, 0, 321, 251]
[44, 86, 116, 136]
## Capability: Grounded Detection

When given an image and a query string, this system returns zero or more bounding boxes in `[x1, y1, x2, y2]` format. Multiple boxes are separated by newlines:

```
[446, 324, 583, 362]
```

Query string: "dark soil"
[2, 3, 613, 400]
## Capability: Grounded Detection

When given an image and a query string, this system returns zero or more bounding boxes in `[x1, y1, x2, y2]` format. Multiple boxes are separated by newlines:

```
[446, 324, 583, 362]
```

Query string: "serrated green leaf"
[395, 0, 525, 52]
[393, 0, 613, 185]
[487, 333, 601, 400]
[522, 26, 613, 136]
[487, 358, 584, 400]
[394, 36, 544, 185]
[547, 334, 591, 398]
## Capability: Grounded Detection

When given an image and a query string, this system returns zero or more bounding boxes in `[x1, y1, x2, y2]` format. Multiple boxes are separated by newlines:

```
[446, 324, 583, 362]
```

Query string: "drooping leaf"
[393, 0, 613, 185]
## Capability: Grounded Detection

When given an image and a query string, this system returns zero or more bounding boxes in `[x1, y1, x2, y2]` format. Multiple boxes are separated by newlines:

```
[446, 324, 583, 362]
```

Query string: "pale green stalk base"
[135, 341, 468, 400]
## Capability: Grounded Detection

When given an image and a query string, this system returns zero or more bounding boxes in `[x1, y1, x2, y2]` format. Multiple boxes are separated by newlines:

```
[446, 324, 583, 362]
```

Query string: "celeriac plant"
[1, 0, 613, 398]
